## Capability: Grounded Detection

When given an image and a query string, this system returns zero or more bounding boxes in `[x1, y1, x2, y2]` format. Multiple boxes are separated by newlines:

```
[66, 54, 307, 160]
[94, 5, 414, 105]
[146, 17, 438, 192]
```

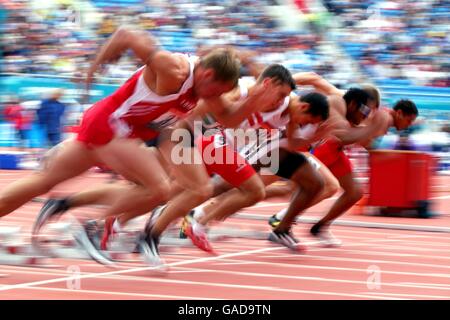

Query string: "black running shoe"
[33, 199, 70, 235]
[136, 231, 166, 269]
[268, 229, 304, 252]
[74, 220, 115, 266]
[144, 205, 165, 234]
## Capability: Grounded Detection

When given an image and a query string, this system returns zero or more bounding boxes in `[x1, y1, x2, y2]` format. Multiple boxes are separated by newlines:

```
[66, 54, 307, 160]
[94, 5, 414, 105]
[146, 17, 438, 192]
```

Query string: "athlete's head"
[256, 64, 296, 110]
[361, 84, 381, 109]
[392, 99, 418, 130]
[194, 48, 241, 99]
[290, 92, 329, 125]
[343, 87, 376, 125]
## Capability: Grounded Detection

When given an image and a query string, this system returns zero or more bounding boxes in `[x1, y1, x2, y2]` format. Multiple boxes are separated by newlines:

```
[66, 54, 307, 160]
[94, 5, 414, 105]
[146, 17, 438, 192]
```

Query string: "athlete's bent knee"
[308, 175, 324, 198]
[191, 182, 214, 202]
[246, 185, 266, 204]
[153, 181, 171, 203]
[348, 187, 363, 204]
[324, 182, 339, 199]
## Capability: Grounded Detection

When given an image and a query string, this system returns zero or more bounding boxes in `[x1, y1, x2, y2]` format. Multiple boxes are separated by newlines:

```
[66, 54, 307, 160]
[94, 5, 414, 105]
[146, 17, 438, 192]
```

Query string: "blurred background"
[0, 0, 448, 172]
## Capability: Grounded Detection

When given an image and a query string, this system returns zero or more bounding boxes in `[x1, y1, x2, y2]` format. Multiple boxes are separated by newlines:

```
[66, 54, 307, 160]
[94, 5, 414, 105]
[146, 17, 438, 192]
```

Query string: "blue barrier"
[0, 123, 47, 148]
[0, 152, 24, 170]
[0, 75, 119, 102]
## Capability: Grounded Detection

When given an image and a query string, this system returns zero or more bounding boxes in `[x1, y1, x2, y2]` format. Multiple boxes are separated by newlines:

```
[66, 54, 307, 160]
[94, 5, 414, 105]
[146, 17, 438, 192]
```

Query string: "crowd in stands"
[1, 0, 323, 81]
[324, 0, 450, 86]
[1, 0, 449, 87]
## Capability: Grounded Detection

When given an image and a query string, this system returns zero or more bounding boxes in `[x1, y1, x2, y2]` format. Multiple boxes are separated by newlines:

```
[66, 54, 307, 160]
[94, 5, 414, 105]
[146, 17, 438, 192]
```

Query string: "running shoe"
[136, 231, 166, 269]
[74, 220, 115, 266]
[268, 229, 304, 252]
[100, 216, 118, 251]
[33, 198, 70, 235]
[144, 205, 165, 234]
[310, 225, 342, 247]
[183, 217, 215, 254]
[179, 210, 195, 239]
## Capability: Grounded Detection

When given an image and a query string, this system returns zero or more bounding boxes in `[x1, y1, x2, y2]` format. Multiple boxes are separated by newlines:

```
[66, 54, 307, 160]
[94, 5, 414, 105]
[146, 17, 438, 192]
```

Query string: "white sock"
[275, 208, 287, 220]
[192, 220, 206, 235]
[193, 207, 206, 221]
[113, 219, 122, 232]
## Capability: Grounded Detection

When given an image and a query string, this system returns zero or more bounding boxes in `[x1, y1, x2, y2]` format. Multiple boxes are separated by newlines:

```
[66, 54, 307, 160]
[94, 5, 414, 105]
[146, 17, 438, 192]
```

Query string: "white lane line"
[208, 257, 450, 280]
[359, 292, 450, 299]
[0, 260, 405, 300]
[166, 266, 450, 292]
[290, 253, 450, 270]
[396, 282, 450, 288]
[234, 212, 450, 233]
[6, 286, 222, 300]
[431, 195, 450, 200]
[0, 243, 312, 291]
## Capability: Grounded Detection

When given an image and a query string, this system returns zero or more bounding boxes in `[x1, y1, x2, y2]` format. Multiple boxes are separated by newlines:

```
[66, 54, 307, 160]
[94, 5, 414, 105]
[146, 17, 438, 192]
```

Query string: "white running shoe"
[315, 228, 342, 247]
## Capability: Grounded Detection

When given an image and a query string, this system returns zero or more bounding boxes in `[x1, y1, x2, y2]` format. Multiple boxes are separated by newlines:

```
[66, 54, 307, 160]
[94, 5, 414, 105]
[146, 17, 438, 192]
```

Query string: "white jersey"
[200, 80, 249, 138]
[278, 123, 319, 149]
[232, 95, 290, 164]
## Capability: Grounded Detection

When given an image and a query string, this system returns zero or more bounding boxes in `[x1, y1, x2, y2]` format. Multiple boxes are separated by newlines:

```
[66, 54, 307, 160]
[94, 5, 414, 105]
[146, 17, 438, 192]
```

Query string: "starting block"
[0, 151, 29, 170]
[208, 227, 268, 240]
[33, 220, 133, 263]
[1, 215, 271, 268]
[0, 226, 50, 267]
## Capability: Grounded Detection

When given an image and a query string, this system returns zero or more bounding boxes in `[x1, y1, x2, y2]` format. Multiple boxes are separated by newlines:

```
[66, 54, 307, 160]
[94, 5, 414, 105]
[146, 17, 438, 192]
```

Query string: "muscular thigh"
[42, 140, 95, 183]
[93, 138, 169, 188]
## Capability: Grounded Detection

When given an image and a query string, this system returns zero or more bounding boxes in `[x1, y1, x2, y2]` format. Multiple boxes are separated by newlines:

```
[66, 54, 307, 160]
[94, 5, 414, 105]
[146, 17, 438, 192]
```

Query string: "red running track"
[0, 170, 449, 300]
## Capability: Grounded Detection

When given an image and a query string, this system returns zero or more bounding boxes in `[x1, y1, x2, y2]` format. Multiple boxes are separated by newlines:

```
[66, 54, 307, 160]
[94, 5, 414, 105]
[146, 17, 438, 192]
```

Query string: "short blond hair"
[199, 48, 240, 86]
[361, 84, 381, 108]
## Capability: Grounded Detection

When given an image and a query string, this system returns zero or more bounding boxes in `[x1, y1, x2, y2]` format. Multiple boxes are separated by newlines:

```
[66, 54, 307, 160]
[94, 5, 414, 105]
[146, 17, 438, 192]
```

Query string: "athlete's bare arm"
[86, 26, 189, 96]
[293, 72, 342, 97]
[358, 109, 393, 148]
[174, 99, 211, 133]
[284, 100, 315, 150]
[203, 79, 283, 128]
[87, 27, 159, 84]
[237, 50, 265, 79]
[326, 110, 386, 146]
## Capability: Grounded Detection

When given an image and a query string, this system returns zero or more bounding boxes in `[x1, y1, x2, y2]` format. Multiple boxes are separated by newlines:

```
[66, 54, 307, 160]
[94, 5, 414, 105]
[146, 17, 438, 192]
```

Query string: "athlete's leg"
[92, 139, 172, 225]
[274, 152, 324, 232]
[0, 141, 95, 216]
[265, 184, 293, 198]
[312, 158, 340, 205]
[272, 155, 340, 224]
[150, 158, 213, 237]
[149, 128, 225, 237]
[314, 171, 362, 228]
[198, 174, 265, 224]
[64, 183, 134, 207]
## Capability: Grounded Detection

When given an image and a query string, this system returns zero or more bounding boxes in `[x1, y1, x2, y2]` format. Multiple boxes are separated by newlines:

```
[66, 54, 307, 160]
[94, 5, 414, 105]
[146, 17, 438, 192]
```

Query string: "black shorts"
[144, 137, 160, 148]
[251, 148, 307, 179]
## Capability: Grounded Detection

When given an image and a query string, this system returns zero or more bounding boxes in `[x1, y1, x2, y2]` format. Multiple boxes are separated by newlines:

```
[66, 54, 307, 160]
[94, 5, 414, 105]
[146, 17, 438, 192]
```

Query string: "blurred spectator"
[442, 124, 450, 134]
[3, 96, 32, 149]
[37, 89, 66, 147]
[327, 0, 450, 86]
[0, 0, 327, 80]
[0, 0, 448, 88]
